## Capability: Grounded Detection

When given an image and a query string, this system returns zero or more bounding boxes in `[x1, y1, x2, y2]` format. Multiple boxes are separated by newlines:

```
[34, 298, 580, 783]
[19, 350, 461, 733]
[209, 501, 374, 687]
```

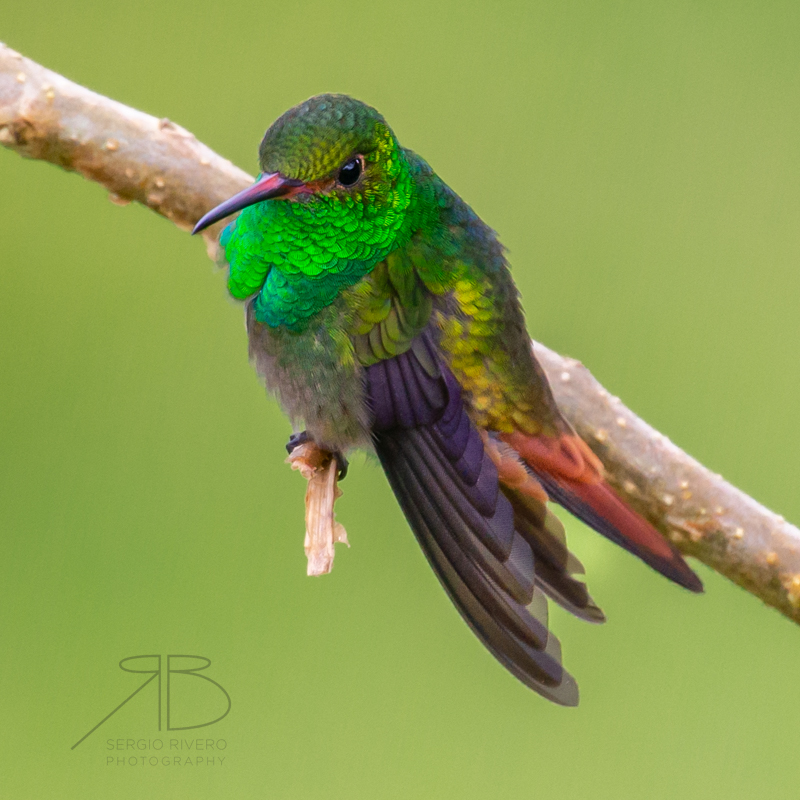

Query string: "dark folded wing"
[367, 336, 601, 703]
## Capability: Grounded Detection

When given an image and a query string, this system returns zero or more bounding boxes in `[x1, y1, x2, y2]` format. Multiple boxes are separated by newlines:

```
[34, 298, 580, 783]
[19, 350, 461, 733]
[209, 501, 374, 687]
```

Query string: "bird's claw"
[286, 430, 348, 481]
[334, 452, 349, 481]
[286, 430, 312, 454]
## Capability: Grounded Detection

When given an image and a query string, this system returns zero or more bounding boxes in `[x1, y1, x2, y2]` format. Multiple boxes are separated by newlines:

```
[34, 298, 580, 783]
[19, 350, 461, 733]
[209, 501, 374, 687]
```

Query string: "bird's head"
[257, 93, 402, 194]
[193, 94, 415, 262]
[193, 95, 422, 326]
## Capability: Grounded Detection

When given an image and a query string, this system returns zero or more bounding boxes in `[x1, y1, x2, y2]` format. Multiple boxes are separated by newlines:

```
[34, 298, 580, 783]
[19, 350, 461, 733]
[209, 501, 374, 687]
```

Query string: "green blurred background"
[3, 1, 800, 797]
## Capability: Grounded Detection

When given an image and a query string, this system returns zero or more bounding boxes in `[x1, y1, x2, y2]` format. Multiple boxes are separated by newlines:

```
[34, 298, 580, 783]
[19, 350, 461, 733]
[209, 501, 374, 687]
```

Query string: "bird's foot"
[286, 430, 312, 454]
[286, 430, 348, 481]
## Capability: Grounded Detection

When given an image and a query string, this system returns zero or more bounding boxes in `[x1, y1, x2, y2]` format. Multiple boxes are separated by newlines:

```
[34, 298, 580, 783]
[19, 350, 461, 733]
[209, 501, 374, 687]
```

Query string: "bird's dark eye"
[338, 156, 362, 187]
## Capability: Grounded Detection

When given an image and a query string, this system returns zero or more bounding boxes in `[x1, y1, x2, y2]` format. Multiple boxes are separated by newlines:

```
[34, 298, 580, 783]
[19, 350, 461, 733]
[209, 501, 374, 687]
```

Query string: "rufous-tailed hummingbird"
[193, 94, 701, 705]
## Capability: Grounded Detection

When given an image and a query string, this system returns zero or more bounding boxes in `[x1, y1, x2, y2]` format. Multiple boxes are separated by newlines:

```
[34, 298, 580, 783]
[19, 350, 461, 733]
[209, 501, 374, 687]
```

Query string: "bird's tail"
[501, 431, 703, 593]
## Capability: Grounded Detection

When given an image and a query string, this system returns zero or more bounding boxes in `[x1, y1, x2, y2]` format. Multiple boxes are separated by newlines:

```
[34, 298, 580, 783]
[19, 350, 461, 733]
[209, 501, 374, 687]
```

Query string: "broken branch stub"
[286, 442, 349, 576]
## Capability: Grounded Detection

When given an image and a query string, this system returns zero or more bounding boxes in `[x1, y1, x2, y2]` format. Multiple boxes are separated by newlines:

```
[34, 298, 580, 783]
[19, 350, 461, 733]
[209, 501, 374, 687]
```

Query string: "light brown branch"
[0, 42, 250, 247]
[3, 42, 800, 622]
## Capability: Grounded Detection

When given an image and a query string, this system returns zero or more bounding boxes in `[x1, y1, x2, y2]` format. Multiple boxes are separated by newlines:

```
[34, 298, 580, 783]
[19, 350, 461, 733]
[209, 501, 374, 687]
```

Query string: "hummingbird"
[193, 94, 702, 705]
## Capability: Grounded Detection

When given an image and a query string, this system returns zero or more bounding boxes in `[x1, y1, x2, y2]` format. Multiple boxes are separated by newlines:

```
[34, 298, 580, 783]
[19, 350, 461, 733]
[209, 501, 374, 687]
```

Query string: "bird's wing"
[367, 334, 603, 702]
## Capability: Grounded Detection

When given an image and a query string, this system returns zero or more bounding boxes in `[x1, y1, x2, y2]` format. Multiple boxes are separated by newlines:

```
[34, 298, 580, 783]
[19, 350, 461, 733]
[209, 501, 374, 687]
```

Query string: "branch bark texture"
[3, 42, 799, 623]
[0, 42, 250, 240]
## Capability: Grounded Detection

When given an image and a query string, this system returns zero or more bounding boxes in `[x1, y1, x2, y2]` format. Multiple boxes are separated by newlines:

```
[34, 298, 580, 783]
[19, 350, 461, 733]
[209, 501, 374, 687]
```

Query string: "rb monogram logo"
[72, 654, 231, 750]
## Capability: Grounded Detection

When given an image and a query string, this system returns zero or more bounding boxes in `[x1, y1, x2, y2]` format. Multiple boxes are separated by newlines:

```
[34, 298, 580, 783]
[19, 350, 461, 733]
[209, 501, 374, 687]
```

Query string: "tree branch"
[3, 42, 799, 623]
[0, 42, 249, 248]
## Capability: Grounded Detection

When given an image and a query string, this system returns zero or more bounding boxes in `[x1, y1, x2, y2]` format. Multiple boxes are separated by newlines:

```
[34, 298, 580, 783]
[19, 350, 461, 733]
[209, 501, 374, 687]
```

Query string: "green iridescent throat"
[221, 139, 419, 331]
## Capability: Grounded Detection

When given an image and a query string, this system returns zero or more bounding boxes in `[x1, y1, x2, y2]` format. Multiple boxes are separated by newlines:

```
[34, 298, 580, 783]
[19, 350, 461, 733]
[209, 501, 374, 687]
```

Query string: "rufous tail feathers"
[501, 431, 703, 593]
